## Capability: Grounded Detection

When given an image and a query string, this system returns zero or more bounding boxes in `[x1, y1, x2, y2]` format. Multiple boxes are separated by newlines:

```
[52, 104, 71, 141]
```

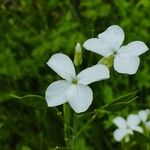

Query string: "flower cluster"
[113, 109, 150, 142]
[45, 25, 148, 113]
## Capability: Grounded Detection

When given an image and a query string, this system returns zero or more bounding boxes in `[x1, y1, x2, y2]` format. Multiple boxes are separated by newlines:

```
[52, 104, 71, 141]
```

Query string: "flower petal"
[118, 41, 148, 56]
[127, 114, 141, 129]
[138, 110, 148, 122]
[67, 84, 93, 113]
[83, 38, 113, 57]
[45, 80, 71, 106]
[113, 117, 127, 129]
[47, 53, 76, 81]
[113, 129, 128, 142]
[77, 64, 110, 85]
[145, 121, 150, 128]
[145, 109, 150, 114]
[98, 25, 125, 50]
[131, 126, 143, 133]
[114, 54, 140, 74]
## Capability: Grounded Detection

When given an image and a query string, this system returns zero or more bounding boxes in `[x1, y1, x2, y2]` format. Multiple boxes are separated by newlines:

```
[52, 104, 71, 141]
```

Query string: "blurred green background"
[0, 0, 150, 149]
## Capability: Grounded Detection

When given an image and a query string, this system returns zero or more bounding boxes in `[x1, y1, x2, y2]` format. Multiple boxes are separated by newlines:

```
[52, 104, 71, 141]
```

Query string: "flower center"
[112, 47, 119, 54]
[113, 51, 117, 55]
[72, 78, 78, 84]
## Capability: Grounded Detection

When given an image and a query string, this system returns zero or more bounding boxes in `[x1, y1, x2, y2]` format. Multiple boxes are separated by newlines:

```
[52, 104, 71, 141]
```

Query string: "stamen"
[72, 78, 78, 84]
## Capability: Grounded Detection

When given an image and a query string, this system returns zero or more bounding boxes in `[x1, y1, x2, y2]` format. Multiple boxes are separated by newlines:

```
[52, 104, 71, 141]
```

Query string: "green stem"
[76, 110, 98, 136]
[146, 127, 150, 150]
[72, 113, 78, 150]
[121, 140, 127, 150]
[67, 0, 81, 24]
[63, 105, 78, 150]
[54, 108, 73, 131]
[147, 144, 150, 150]
[63, 103, 72, 148]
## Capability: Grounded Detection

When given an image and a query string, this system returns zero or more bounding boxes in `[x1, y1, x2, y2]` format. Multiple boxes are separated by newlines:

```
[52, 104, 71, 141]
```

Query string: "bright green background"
[0, 0, 150, 149]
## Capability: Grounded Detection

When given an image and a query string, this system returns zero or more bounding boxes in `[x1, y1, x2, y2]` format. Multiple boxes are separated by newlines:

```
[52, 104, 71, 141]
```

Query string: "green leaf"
[110, 91, 137, 104]
[20, 95, 47, 109]
[102, 91, 138, 112]
[76, 138, 92, 150]
[0, 94, 47, 109]
[0, 94, 21, 103]
[21, 146, 31, 150]
[133, 132, 150, 143]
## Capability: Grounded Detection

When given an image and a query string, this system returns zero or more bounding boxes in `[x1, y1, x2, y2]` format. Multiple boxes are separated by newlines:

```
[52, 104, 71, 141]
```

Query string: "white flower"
[45, 53, 110, 113]
[83, 25, 149, 74]
[113, 114, 143, 142]
[138, 109, 150, 128]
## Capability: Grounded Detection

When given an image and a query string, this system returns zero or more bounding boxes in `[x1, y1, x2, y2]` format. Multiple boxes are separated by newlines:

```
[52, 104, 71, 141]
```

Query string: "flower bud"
[74, 43, 82, 66]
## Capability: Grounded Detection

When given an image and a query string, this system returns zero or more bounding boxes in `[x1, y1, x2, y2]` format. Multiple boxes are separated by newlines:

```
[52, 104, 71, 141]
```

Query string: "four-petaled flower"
[113, 114, 143, 142]
[138, 109, 150, 128]
[83, 25, 149, 74]
[45, 53, 109, 113]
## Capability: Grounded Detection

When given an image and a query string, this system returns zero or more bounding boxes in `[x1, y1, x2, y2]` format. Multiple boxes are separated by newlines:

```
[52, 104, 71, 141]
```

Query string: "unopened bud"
[74, 43, 82, 66]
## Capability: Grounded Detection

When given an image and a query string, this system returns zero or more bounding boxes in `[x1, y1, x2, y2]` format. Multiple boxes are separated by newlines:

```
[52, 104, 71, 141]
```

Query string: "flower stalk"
[63, 103, 72, 148]
[72, 113, 78, 149]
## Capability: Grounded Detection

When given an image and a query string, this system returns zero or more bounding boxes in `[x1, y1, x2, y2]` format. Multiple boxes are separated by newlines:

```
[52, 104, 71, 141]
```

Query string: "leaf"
[133, 132, 150, 144]
[76, 138, 92, 150]
[21, 146, 31, 150]
[0, 94, 47, 109]
[102, 91, 138, 112]
[20, 95, 48, 109]
[0, 94, 21, 103]
[104, 97, 138, 112]
[110, 91, 138, 104]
